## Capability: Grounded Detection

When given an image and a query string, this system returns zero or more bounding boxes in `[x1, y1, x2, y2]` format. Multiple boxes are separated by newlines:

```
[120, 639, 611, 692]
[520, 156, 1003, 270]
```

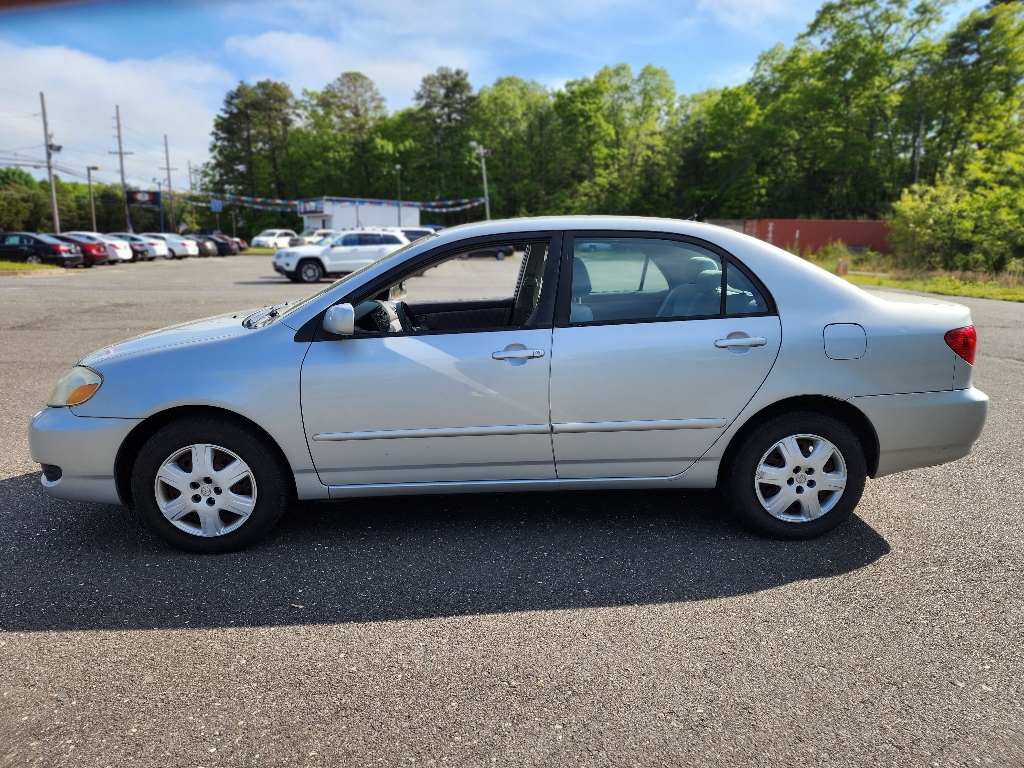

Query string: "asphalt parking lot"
[1, 255, 1022, 767]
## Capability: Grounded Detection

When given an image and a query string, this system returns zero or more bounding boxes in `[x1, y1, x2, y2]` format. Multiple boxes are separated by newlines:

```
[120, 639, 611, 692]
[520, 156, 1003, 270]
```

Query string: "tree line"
[4, 0, 1022, 271]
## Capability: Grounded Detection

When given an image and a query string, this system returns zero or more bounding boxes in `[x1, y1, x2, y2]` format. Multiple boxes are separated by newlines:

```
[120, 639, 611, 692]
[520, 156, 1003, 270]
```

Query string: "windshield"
[257, 230, 278, 237]
[276, 237, 426, 322]
[313, 236, 333, 245]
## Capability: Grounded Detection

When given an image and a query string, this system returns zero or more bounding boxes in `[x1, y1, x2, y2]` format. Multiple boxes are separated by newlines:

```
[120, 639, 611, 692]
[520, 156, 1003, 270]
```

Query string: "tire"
[721, 411, 866, 539]
[131, 417, 292, 553]
[296, 259, 323, 283]
[496, 252, 505, 260]
[26, 254, 43, 265]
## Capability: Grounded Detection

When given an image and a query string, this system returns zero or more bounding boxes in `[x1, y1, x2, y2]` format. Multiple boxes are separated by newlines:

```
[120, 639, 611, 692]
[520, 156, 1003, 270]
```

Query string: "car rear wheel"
[297, 259, 323, 283]
[721, 411, 866, 539]
[132, 417, 291, 553]
[26, 255, 43, 265]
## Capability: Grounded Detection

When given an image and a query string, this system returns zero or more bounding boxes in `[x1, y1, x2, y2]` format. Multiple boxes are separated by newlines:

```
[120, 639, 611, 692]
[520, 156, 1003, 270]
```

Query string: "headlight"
[48, 366, 103, 407]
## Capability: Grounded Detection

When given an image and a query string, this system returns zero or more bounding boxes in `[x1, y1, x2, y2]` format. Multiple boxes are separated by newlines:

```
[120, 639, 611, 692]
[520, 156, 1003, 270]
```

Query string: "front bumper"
[850, 387, 988, 477]
[28, 407, 142, 505]
[273, 262, 296, 277]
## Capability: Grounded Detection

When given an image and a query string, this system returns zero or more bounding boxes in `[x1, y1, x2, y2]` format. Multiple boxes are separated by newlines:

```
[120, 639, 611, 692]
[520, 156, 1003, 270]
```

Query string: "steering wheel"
[395, 301, 418, 333]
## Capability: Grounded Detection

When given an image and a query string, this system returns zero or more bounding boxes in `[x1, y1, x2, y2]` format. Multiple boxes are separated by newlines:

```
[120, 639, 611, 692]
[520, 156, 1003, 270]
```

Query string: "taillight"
[945, 326, 977, 365]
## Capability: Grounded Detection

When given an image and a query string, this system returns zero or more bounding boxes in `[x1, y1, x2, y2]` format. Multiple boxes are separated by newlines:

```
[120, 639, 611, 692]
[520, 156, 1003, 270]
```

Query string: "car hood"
[278, 244, 326, 256]
[78, 311, 256, 366]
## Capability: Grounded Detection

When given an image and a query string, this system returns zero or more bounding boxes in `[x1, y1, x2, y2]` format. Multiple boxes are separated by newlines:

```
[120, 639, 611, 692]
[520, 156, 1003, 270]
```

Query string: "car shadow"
[0, 472, 889, 632]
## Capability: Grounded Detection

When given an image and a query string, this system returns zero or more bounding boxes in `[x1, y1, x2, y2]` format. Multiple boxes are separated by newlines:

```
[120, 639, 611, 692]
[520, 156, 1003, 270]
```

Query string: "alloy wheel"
[754, 433, 847, 523]
[153, 443, 257, 537]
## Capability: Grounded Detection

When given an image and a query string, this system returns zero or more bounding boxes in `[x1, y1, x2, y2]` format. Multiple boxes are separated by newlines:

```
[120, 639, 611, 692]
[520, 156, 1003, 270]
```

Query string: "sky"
[0, 0, 961, 192]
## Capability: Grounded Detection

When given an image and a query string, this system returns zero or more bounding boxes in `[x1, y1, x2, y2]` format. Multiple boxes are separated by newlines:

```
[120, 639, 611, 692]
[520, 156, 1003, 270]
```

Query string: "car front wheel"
[26, 255, 44, 265]
[296, 259, 323, 283]
[722, 411, 866, 539]
[131, 417, 291, 553]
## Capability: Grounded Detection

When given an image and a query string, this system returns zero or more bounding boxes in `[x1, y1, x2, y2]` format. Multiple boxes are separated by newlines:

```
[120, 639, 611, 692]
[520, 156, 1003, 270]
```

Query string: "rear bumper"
[850, 387, 988, 477]
[28, 407, 142, 505]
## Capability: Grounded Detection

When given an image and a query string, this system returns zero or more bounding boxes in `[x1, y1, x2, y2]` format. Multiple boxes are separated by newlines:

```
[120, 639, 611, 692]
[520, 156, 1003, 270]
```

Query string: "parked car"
[29, 216, 989, 553]
[107, 233, 167, 260]
[141, 233, 199, 259]
[291, 229, 335, 246]
[191, 234, 237, 256]
[0, 232, 84, 267]
[210, 234, 240, 255]
[65, 231, 133, 262]
[252, 229, 298, 249]
[231, 237, 248, 252]
[53, 234, 110, 266]
[273, 229, 409, 282]
[183, 235, 218, 258]
[461, 244, 515, 260]
[399, 227, 436, 243]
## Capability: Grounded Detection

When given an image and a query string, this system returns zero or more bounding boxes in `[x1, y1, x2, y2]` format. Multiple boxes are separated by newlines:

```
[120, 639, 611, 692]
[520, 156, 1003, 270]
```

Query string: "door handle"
[492, 349, 545, 360]
[714, 336, 767, 348]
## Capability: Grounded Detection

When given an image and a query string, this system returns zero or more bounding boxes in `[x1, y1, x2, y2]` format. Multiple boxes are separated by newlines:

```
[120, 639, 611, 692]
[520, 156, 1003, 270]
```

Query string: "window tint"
[36, 234, 63, 245]
[725, 262, 769, 315]
[1, 235, 19, 245]
[340, 234, 359, 246]
[571, 238, 722, 323]
[358, 233, 382, 246]
[381, 234, 402, 244]
[402, 229, 432, 241]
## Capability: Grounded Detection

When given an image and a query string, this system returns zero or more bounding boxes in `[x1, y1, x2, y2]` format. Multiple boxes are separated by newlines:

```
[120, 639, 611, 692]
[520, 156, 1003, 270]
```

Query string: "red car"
[54, 234, 111, 267]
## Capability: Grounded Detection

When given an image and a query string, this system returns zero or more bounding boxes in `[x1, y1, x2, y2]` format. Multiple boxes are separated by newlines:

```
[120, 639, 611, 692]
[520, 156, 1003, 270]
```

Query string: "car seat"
[570, 257, 594, 322]
[656, 256, 721, 318]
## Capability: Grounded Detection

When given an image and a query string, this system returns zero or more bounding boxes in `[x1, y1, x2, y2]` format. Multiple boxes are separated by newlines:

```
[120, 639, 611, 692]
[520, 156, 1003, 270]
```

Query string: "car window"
[37, 234, 62, 245]
[347, 239, 550, 336]
[1, 234, 20, 245]
[381, 235, 402, 245]
[725, 262, 769, 315]
[340, 234, 359, 246]
[357, 233, 382, 246]
[570, 237, 723, 324]
[402, 229, 432, 241]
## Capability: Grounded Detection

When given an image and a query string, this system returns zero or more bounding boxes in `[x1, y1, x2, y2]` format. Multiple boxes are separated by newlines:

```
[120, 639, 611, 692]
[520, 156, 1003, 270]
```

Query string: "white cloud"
[696, 0, 800, 31]
[0, 41, 235, 188]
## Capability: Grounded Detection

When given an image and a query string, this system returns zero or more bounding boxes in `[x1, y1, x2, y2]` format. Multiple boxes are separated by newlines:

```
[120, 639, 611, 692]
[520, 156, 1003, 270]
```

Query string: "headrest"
[695, 268, 722, 288]
[572, 257, 592, 296]
[681, 256, 720, 281]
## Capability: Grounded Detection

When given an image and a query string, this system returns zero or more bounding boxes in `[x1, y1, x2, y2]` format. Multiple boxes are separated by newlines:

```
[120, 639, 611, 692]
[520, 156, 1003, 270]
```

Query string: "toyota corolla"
[29, 217, 988, 552]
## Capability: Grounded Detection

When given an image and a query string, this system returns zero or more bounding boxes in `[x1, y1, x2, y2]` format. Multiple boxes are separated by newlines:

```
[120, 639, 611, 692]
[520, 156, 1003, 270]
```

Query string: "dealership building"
[297, 197, 421, 231]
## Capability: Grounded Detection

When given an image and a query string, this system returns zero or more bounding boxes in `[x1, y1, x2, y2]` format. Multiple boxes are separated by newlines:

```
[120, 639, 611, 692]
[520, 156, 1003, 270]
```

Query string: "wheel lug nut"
[203, 477, 213, 484]
[206, 498, 215, 506]
[808, 480, 816, 488]
[796, 486, 804, 494]
[191, 494, 201, 503]
[793, 466, 801, 473]
[190, 482, 200, 489]
[214, 487, 222, 495]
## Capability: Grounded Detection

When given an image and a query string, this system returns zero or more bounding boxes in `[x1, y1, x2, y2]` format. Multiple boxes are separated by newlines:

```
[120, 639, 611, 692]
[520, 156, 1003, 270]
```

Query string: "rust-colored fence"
[708, 219, 891, 254]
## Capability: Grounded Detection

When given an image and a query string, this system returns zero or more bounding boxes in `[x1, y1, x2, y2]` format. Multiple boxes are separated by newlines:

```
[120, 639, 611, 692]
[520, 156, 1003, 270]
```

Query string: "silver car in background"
[29, 217, 987, 552]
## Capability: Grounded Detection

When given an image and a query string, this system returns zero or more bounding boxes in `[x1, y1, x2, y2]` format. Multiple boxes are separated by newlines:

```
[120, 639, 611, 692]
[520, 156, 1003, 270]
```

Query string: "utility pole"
[86, 166, 100, 231]
[161, 134, 178, 231]
[40, 92, 61, 233]
[110, 105, 134, 232]
[395, 164, 402, 226]
[187, 160, 194, 192]
[470, 141, 491, 220]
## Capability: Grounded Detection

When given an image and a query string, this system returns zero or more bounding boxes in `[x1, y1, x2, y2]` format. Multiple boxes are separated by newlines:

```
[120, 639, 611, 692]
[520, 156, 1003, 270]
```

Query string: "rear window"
[36, 234, 63, 245]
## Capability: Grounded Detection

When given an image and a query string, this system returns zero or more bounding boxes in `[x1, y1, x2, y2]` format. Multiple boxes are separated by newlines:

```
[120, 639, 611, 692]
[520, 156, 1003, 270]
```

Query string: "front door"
[301, 236, 560, 489]
[549, 234, 782, 479]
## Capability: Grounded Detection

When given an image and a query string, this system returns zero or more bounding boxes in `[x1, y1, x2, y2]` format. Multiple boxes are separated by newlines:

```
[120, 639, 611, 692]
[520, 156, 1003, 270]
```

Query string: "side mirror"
[389, 281, 407, 301]
[322, 303, 355, 336]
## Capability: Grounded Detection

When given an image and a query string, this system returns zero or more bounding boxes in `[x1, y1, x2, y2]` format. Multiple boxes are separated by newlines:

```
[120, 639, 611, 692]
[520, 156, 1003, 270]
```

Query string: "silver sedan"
[29, 217, 988, 552]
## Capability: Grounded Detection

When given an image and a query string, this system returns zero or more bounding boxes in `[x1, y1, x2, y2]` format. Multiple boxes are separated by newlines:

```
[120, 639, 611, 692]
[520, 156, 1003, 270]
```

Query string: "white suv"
[272, 229, 409, 283]
[253, 229, 298, 249]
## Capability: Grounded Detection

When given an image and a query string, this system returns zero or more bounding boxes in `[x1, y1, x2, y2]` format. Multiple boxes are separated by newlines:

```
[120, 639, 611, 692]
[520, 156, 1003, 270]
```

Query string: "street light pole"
[86, 166, 100, 231]
[470, 141, 491, 220]
[395, 164, 402, 226]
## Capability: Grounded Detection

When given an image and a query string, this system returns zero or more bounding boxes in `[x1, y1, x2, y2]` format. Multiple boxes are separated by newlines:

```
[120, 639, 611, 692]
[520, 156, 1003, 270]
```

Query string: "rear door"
[549, 233, 782, 479]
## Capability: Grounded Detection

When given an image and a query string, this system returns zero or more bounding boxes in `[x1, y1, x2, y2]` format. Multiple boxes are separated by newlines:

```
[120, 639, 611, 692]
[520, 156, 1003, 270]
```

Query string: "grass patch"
[245, 247, 277, 255]
[841, 272, 1024, 302]
[0, 260, 57, 271]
